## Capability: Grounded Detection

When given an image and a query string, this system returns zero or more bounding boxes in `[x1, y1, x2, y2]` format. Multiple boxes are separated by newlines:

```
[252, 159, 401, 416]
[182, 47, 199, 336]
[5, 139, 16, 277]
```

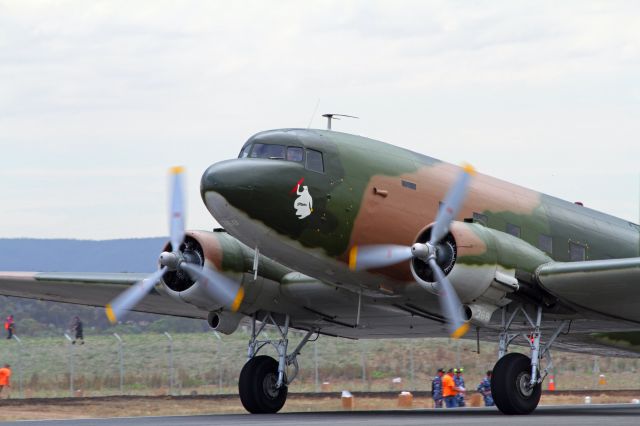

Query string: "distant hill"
[0, 237, 168, 272]
[0, 238, 207, 335]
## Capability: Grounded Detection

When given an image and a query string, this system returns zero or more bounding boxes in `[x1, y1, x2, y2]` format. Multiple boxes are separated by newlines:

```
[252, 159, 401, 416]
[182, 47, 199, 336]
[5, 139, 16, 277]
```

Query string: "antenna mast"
[321, 113, 359, 130]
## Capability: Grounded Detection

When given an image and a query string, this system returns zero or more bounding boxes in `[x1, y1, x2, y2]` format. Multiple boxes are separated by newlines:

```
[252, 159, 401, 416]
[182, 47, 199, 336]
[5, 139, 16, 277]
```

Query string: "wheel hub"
[262, 372, 280, 398]
[516, 371, 534, 398]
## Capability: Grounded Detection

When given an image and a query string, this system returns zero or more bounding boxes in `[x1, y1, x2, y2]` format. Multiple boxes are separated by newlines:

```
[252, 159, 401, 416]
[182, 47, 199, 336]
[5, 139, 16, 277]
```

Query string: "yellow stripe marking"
[462, 163, 476, 176]
[170, 166, 185, 175]
[230, 286, 245, 312]
[105, 304, 117, 324]
[348, 246, 358, 271]
[450, 322, 470, 339]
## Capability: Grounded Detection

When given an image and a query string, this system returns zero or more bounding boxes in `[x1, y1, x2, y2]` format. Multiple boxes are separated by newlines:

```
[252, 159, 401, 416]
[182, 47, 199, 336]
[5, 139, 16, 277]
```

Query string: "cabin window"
[238, 144, 252, 158]
[507, 223, 521, 238]
[250, 143, 286, 159]
[538, 234, 553, 254]
[306, 149, 324, 173]
[401, 180, 417, 190]
[473, 212, 488, 226]
[287, 146, 304, 162]
[569, 242, 586, 261]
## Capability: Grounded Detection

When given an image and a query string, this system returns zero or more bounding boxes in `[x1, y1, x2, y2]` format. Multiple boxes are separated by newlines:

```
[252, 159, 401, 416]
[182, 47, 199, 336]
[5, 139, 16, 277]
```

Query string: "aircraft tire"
[238, 355, 288, 414]
[491, 352, 541, 415]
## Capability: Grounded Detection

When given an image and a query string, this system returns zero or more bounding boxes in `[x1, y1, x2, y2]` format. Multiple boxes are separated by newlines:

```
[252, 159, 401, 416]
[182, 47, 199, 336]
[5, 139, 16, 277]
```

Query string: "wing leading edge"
[536, 257, 640, 322]
[0, 271, 205, 319]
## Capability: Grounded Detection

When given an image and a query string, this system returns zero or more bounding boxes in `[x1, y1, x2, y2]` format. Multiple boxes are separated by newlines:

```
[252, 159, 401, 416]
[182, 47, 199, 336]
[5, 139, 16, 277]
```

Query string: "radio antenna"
[307, 99, 321, 128]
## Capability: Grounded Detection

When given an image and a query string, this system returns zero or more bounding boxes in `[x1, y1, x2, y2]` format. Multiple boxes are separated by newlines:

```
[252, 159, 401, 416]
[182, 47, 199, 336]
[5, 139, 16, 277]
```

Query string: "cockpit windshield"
[250, 143, 285, 159]
[238, 144, 251, 158]
[238, 143, 307, 163]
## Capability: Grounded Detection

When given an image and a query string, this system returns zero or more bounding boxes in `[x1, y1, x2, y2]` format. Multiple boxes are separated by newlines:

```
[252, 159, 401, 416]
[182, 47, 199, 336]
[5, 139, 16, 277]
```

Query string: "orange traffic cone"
[548, 375, 556, 391]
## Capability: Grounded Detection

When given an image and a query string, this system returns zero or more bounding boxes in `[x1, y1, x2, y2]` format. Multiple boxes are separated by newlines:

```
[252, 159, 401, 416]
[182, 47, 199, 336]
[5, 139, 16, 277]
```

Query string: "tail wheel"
[239, 355, 288, 414]
[491, 353, 541, 415]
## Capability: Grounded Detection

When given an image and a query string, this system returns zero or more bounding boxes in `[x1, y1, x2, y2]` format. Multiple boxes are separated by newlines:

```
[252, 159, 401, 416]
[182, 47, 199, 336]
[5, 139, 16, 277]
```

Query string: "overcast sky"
[1, 0, 638, 239]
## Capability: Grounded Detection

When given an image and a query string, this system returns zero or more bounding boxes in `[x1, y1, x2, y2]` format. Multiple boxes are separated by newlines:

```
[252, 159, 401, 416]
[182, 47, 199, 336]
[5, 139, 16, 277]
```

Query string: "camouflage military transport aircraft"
[1, 128, 639, 415]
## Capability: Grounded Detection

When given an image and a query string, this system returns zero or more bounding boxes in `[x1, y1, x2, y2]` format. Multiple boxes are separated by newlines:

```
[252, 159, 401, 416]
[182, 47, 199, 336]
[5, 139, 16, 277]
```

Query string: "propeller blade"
[428, 258, 469, 339]
[429, 164, 475, 245]
[180, 263, 245, 312]
[349, 244, 413, 271]
[106, 266, 167, 324]
[169, 166, 186, 251]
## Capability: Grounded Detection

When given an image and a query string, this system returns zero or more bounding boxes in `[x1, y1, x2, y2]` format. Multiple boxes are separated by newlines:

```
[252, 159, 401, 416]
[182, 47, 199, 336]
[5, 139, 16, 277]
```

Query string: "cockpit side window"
[287, 146, 304, 162]
[306, 149, 324, 173]
[238, 144, 252, 158]
[251, 143, 286, 159]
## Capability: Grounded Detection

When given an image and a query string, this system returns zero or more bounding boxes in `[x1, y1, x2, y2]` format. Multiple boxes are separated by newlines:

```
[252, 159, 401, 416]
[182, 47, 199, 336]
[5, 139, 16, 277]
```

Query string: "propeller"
[105, 166, 189, 324]
[106, 166, 247, 323]
[348, 163, 475, 338]
[106, 166, 186, 324]
[179, 263, 245, 313]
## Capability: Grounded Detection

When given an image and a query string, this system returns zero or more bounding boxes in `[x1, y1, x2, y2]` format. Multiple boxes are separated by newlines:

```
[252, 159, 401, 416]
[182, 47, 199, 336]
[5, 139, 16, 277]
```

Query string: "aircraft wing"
[0, 271, 205, 319]
[536, 257, 640, 322]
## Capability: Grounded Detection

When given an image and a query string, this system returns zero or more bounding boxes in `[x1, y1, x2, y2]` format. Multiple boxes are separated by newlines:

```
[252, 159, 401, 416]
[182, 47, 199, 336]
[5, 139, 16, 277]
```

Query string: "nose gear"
[239, 312, 317, 414]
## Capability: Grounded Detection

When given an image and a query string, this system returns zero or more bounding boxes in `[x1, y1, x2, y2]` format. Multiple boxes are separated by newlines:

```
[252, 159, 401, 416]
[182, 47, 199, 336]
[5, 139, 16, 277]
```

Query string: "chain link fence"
[1, 329, 639, 399]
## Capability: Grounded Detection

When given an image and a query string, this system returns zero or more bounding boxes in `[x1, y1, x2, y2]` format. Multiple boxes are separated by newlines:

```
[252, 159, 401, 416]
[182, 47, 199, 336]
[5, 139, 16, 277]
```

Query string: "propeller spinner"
[349, 164, 476, 339]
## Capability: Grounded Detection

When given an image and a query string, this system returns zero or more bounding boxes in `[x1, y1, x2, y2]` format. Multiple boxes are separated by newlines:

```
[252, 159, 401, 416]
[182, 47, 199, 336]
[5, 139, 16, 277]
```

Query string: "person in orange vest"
[0, 364, 11, 396]
[4, 315, 14, 339]
[442, 368, 463, 408]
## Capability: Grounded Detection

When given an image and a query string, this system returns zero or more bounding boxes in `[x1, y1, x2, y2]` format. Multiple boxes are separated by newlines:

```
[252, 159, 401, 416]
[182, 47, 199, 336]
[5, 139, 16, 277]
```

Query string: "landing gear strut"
[491, 305, 569, 414]
[238, 313, 316, 414]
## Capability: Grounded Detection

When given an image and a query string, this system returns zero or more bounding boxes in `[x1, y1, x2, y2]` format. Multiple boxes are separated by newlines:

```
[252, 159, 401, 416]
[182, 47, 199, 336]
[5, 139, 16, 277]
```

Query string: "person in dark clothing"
[431, 368, 444, 408]
[477, 370, 494, 406]
[4, 315, 14, 340]
[71, 316, 84, 344]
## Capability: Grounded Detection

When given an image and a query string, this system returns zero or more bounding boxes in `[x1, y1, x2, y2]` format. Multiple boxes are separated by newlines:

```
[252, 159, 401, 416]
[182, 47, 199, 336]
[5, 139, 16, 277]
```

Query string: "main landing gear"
[491, 305, 569, 414]
[238, 313, 316, 414]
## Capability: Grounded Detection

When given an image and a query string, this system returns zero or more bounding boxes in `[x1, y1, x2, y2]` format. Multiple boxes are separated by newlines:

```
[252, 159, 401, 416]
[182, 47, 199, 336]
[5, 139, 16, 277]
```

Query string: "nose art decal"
[291, 178, 313, 219]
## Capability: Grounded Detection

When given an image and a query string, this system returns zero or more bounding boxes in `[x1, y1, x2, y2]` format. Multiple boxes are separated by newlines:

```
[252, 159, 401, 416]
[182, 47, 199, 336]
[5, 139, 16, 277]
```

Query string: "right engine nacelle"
[411, 221, 552, 324]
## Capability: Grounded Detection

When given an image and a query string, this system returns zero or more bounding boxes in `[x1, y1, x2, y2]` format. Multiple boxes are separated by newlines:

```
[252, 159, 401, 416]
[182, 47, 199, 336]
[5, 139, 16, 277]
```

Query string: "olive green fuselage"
[202, 128, 638, 283]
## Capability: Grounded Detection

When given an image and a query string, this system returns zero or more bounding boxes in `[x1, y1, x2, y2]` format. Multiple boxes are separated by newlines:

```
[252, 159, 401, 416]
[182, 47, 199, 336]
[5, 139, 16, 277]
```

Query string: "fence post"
[113, 333, 124, 394]
[360, 341, 367, 390]
[212, 331, 222, 393]
[12, 335, 23, 398]
[314, 339, 319, 392]
[64, 333, 74, 396]
[409, 339, 415, 390]
[164, 332, 174, 395]
[592, 356, 600, 388]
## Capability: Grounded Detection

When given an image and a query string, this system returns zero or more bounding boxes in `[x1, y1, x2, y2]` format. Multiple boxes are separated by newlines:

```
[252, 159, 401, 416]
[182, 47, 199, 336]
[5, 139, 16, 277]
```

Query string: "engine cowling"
[160, 230, 246, 314]
[411, 221, 552, 324]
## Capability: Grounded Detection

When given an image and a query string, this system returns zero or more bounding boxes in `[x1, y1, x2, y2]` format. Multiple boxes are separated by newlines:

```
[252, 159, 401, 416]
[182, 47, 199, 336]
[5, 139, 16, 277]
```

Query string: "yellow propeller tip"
[170, 166, 185, 175]
[348, 246, 358, 271]
[230, 286, 245, 312]
[450, 322, 470, 339]
[462, 163, 476, 176]
[105, 304, 117, 324]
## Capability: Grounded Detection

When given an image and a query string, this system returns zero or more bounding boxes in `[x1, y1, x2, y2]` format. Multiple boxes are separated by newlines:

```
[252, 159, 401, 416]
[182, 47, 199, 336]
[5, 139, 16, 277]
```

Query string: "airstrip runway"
[3, 405, 640, 426]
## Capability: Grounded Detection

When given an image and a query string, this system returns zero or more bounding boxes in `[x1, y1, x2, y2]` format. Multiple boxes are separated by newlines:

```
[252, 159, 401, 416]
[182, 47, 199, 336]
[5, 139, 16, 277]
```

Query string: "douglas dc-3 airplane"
[1, 126, 640, 415]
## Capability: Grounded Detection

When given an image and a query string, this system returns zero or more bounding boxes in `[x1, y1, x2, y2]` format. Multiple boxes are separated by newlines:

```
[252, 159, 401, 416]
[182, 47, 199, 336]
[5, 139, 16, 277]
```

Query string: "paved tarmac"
[3, 404, 640, 426]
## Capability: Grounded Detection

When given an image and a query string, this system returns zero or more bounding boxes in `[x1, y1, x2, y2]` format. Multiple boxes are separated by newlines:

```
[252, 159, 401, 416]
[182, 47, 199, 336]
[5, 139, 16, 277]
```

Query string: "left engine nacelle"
[160, 230, 247, 313]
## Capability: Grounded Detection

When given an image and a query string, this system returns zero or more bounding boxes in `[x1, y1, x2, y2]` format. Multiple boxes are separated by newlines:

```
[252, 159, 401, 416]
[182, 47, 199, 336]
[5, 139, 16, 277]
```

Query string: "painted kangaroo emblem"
[294, 184, 313, 219]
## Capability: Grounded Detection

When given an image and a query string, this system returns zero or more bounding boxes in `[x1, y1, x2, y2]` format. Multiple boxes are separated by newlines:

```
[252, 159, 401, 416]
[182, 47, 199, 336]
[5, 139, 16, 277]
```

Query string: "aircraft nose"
[200, 160, 254, 203]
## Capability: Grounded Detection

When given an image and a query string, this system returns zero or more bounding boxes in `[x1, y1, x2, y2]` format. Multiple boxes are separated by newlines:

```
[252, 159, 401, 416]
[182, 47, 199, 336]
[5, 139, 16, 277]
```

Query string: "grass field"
[0, 330, 639, 399]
